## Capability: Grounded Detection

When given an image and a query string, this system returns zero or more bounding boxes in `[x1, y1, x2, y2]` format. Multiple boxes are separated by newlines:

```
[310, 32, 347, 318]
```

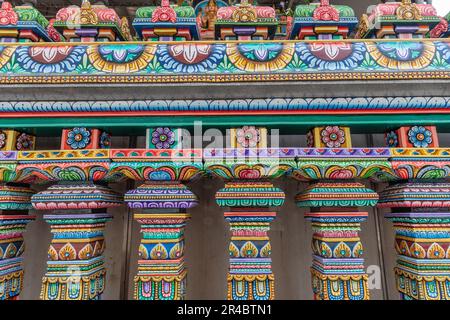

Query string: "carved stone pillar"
[296, 182, 378, 300]
[125, 181, 198, 300]
[379, 182, 450, 300]
[0, 183, 34, 300]
[31, 182, 122, 300]
[216, 181, 285, 300]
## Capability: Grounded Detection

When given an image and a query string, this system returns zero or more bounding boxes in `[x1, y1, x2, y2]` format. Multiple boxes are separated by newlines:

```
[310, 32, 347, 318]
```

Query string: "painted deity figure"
[203, 0, 218, 31]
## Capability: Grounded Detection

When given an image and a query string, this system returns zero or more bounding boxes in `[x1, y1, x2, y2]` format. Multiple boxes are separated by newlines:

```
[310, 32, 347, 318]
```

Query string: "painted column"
[381, 125, 450, 299]
[0, 184, 35, 300]
[125, 182, 198, 300]
[296, 182, 378, 300]
[31, 182, 122, 300]
[296, 126, 378, 300]
[0, 129, 36, 300]
[216, 181, 285, 300]
[379, 182, 450, 300]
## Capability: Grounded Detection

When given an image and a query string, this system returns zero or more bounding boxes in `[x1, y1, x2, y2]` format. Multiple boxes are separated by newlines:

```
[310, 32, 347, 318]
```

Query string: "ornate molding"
[2, 97, 450, 115]
[0, 40, 449, 84]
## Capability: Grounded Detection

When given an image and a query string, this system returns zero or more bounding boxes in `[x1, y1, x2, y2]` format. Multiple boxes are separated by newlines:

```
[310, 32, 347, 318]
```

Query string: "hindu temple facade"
[0, 0, 450, 300]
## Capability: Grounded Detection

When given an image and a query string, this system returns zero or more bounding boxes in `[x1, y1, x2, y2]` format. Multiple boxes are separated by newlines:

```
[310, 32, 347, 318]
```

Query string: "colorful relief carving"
[216, 181, 285, 300]
[0, 2, 449, 302]
[61, 128, 111, 150]
[229, 126, 267, 149]
[3, 96, 450, 116]
[215, 0, 278, 40]
[204, 148, 296, 180]
[385, 126, 439, 148]
[53, 0, 131, 41]
[0, 130, 35, 152]
[287, 0, 357, 40]
[133, 0, 200, 40]
[306, 126, 351, 148]
[109, 148, 203, 182]
[356, 0, 441, 39]
[125, 181, 198, 300]
[146, 127, 184, 150]
[31, 182, 122, 300]
[0, 184, 34, 300]
[0, 40, 449, 83]
[431, 11, 450, 38]
[296, 182, 378, 300]
[380, 183, 450, 300]
[0, 1, 62, 42]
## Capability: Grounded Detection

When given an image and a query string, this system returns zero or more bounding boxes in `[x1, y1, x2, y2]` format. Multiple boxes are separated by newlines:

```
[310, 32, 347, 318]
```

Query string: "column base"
[395, 258, 450, 300]
[227, 274, 274, 300]
[311, 268, 369, 300]
[40, 257, 106, 300]
[134, 270, 187, 300]
[0, 257, 24, 300]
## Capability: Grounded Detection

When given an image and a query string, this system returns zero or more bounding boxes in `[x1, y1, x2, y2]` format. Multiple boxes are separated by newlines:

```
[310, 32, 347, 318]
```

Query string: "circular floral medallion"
[227, 43, 294, 72]
[0, 130, 6, 149]
[367, 41, 435, 70]
[67, 127, 91, 149]
[408, 126, 432, 148]
[16, 133, 33, 150]
[321, 126, 345, 148]
[236, 126, 260, 148]
[16, 46, 84, 73]
[100, 132, 111, 149]
[152, 127, 175, 149]
[157, 44, 225, 73]
[295, 42, 366, 71]
[386, 131, 399, 147]
[87, 44, 156, 73]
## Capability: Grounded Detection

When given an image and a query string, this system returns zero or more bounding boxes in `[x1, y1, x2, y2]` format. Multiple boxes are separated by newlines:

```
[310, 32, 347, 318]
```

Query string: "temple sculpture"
[0, 0, 449, 301]
[133, 0, 200, 41]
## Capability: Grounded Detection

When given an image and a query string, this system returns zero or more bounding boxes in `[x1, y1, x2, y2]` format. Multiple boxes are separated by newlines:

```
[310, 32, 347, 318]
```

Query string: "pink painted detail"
[255, 6, 276, 19]
[430, 17, 448, 38]
[151, 0, 177, 23]
[313, 0, 339, 22]
[55, 7, 79, 22]
[416, 4, 437, 17]
[32, 201, 122, 210]
[377, 201, 450, 208]
[232, 230, 267, 237]
[47, 19, 62, 42]
[196, 15, 202, 30]
[55, 4, 119, 23]
[237, 169, 261, 179]
[0, 232, 24, 239]
[286, 16, 293, 38]
[328, 169, 354, 180]
[0, 2, 18, 26]
[217, 7, 234, 20]
[95, 7, 120, 23]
